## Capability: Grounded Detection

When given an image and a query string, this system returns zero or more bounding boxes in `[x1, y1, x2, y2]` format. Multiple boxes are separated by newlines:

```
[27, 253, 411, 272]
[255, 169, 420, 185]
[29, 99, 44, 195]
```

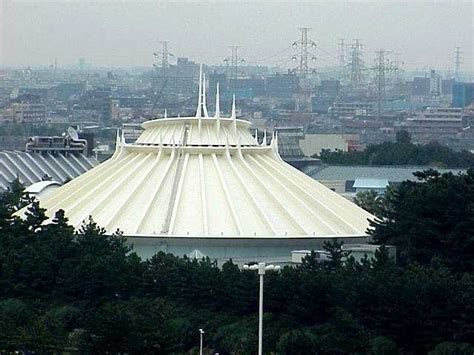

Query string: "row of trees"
[317, 131, 474, 168]
[0, 170, 473, 354]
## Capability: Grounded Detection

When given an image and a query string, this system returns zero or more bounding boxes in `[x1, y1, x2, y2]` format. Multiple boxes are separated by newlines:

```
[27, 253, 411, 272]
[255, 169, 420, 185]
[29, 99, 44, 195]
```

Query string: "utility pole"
[349, 39, 364, 90]
[373, 49, 392, 119]
[244, 263, 280, 355]
[454, 46, 461, 81]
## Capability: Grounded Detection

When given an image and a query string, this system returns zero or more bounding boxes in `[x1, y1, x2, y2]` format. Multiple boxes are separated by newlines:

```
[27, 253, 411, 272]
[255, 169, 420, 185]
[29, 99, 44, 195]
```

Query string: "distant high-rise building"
[453, 82, 474, 107]
[412, 77, 431, 96]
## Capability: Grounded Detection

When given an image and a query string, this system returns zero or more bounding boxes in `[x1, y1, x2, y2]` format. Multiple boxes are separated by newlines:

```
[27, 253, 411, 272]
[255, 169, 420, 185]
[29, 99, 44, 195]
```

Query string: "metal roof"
[18, 69, 374, 239]
[353, 178, 389, 189]
[0, 150, 99, 190]
[311, 165, 466, 182]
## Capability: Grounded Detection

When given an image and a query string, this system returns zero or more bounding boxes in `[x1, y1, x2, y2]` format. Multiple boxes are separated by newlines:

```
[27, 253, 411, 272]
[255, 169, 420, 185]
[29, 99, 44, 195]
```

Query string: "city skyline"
[1, 0, 473, 71]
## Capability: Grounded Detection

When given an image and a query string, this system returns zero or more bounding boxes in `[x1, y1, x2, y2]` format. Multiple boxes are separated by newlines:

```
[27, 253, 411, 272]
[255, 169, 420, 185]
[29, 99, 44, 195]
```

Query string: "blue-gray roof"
[353, 178, 389, 189]
[310, 165, 467, 182]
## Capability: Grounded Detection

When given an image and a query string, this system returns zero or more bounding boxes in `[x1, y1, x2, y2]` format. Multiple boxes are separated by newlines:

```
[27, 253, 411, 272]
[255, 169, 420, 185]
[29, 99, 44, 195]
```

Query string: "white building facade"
[20, 69, 374, 262]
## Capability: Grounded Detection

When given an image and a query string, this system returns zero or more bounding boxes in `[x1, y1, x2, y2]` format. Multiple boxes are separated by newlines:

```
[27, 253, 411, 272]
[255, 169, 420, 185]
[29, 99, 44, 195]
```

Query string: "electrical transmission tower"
[373, 49, 393, 119]
[224, 45, 245, 80]
[393, 52, 403, 83]
[454, 46, 462, 80]
[153, 40, 174, 69]
[349, 39, 364, 90]
[291, 27, 317, 80]
[338, 38, 346, 75]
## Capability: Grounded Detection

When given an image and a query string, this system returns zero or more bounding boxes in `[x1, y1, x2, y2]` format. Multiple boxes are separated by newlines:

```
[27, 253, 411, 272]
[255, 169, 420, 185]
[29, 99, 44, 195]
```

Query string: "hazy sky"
[1, 0, 472, 71]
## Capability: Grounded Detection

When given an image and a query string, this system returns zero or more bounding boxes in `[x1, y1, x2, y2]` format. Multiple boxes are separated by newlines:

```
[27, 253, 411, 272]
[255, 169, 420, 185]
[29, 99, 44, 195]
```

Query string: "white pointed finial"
[231, 94, 237, 133]
[116, 129, 121, 146]
[203, 73, 209, 118]
[164, 109, 167, 119]
[121, 129, 126, 144]
[271, 131, 282, 160]
[215, 83, 220, 118]
[262, 129, 267, 146]
[231, 94, 236, 118]
[254, 129, 259, 144]
[215, 83, 221, 133]
[196, 64, 203, 118]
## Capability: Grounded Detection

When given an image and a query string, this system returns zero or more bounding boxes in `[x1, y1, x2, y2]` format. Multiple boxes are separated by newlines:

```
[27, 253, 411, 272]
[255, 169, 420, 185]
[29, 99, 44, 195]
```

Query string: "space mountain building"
[23, 69, 374, 263]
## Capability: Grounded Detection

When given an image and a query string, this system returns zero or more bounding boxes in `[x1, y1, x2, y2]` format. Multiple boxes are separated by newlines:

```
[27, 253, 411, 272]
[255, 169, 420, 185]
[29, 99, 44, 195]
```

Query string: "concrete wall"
[126, 235, 370, 265]
[300, 134, 358, 157]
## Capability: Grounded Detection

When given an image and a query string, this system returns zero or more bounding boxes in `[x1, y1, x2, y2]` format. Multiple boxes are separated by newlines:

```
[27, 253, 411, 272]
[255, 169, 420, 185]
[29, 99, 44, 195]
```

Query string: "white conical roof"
[24, 69, 373, 239]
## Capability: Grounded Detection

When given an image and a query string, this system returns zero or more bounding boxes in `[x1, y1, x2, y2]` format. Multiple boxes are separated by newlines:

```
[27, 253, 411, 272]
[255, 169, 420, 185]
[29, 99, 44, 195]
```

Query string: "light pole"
[243, 262, 280, 355]
[199, 328, 204, 355]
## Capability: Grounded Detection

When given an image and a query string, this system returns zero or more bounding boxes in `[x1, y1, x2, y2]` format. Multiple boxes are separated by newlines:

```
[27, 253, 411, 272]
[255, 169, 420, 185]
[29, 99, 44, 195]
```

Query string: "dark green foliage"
[276, 328, 318, 355]
[370, 336, 399, 355]
[0, 177, 473, 353]
[429, 342, 474, 355]
[318, 131, 474, 167]
[371, 169, 474, 272]
[354, 189, 385, 218]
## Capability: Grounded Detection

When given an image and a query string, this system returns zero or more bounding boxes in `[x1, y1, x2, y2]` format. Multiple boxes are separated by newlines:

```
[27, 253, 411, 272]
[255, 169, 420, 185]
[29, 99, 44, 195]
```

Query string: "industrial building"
[404, 107, 464, 137]
[19, 70, 374, 263]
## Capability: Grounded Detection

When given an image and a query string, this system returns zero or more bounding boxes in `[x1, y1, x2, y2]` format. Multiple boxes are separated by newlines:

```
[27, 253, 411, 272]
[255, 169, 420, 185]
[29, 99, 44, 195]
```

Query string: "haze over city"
[1, 1, 474, 353]
[1, 0, 473, 70]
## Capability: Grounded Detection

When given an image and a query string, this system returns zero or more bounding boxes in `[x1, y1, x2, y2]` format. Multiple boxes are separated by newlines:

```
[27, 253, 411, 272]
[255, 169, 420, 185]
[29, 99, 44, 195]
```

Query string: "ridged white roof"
[28, 68, 373, 238]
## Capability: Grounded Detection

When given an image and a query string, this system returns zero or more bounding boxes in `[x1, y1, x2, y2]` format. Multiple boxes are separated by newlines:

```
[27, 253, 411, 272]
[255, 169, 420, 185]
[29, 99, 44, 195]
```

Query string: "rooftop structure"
[20, 67, 374, 261]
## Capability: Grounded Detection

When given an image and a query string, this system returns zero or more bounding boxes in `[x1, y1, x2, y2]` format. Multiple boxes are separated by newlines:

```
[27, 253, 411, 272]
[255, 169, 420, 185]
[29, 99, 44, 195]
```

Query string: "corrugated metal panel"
[0, 151, 99, 191]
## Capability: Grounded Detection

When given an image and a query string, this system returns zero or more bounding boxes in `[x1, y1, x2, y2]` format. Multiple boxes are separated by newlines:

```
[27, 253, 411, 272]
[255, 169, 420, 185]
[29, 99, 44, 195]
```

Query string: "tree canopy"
[0, 174, 473, 353]
[317, 131, 474, 168]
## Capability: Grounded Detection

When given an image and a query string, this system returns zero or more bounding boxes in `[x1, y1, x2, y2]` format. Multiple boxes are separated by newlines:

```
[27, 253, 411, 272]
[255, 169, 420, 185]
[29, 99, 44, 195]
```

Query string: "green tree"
[370, 169, 474, 272]
[429, 342, 474, 355]
[354, 189, 384, 218]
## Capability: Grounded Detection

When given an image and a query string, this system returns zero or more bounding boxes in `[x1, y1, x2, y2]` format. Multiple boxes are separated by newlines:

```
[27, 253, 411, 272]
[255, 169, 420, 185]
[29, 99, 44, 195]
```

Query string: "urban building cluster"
[0, 35, 473, 191]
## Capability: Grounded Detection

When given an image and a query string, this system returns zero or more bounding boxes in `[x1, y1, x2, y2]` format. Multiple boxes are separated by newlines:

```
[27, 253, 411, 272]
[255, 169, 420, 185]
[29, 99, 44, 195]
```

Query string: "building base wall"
[126, 235, 371, 265]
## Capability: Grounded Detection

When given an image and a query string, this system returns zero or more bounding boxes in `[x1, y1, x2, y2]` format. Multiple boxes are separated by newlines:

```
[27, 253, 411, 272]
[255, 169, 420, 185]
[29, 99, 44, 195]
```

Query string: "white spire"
[121, 129, 126, 144]
[215, 83, 221, 133]
[254, 129, 259, 144]
[231, 94, 237, 133]
[164, 109, 167, 119]
[196, 64, 203, 118]
[115, 128, 121, 146]
[203, 73, 209, 118]
[261, 130, 267, 146]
